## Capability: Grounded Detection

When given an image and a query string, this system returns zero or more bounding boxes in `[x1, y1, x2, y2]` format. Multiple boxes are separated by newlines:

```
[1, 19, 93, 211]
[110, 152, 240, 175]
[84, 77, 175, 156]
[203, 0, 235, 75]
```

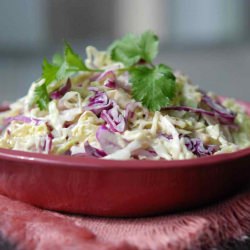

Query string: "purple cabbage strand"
[96, 125, 123, 154]
[84, 141, 107, 158]
[50, 79, 71, 99]
[85, 87, 113, 116]
[100, 104, 126, 133]
[182, 135, 218, 157]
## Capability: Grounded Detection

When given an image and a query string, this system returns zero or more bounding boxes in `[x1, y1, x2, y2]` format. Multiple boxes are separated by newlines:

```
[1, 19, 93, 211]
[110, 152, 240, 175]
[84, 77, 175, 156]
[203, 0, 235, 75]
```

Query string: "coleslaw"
[0, 32, 250, 160]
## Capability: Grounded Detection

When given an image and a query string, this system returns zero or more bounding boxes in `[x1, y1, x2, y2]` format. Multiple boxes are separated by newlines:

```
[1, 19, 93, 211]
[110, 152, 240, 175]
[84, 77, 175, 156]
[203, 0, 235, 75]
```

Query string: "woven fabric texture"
[0, 190, 249, 250]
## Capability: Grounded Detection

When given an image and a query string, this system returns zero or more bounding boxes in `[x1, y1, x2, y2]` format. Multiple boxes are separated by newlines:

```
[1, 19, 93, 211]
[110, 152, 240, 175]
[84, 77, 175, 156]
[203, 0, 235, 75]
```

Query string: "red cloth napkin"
[0, 189, 249, 250]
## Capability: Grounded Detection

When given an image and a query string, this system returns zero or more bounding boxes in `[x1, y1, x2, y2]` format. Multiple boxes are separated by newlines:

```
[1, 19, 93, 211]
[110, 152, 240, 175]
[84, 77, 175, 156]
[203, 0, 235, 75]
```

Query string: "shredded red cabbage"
[163, 106, 218, 117]
[125, 102, 148, 121]
[86, 88, 126, 132]
[96, 125, 123, 154]
[84, 141, 107, 158]
[96, 70, 116, 89]
[182, 135, 218, 157]
[85, 87, 113, 116]
[91, 69, 130, 91]
[100, 104, 126, 133]
[50, 79, 71, 99]
[163, 105, 236, 126]
[201, 94, 236, 125]
[4, 115, 42, 126]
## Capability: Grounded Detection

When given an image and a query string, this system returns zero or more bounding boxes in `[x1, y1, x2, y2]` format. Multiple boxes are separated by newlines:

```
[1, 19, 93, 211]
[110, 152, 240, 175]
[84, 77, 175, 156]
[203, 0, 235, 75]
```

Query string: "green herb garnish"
[130, 64, 176, 111]
[109, 30, 159, 67]
[35, 43, 94, 110]
[34, 83, 50, 110]
[35, 31, 176, 111]
[110, 31, 176, 111]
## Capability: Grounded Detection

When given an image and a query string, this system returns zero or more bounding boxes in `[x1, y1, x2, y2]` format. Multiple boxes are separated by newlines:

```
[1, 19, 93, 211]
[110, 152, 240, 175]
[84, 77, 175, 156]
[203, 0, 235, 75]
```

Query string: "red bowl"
[0, 98, 249, 217]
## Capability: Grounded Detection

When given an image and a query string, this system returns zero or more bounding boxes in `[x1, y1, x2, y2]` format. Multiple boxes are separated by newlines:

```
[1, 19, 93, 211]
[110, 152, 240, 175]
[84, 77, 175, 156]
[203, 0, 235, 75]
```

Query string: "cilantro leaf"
[57, 43, 90, 80]
[109, 31, 159, 67]
[35, 59, 59, 109]
[42, 42, 90, 87]
[42, 59, 60, 86]
[130, 64, 176, 111]
[36, 42, 92, 110]
[52, 53, 64, 66]
[109, 34, 141, 67]
[139, 31, 159, 63]
[64, 43, 90, 72]
[34, 83, 50, 110]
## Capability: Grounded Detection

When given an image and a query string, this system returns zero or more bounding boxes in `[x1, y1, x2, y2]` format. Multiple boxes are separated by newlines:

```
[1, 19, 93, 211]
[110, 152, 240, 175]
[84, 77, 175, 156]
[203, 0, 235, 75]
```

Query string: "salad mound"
[0, 31, 250, 160]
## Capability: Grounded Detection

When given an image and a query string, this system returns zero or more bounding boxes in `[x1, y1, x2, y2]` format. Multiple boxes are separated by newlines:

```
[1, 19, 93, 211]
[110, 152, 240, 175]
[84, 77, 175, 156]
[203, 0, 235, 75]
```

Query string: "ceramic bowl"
[0, 98, 249, 217]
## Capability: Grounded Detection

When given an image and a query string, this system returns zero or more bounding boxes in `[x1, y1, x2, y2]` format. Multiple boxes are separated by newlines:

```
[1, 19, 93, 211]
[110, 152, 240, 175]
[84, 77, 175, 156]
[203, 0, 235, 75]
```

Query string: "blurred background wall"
[0, 0, 249, 101]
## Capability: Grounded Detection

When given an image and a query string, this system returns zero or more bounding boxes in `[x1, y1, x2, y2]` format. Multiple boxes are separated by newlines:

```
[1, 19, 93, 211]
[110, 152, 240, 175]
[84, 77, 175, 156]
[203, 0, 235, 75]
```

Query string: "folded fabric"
[0, 189, 249, 250]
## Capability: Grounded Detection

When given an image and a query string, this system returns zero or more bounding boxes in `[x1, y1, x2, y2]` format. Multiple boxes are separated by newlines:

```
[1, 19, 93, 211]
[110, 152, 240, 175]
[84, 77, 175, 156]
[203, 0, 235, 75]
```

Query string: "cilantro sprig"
[109, 31, 176, 111]
[109, 31, 159, 67]
[35, 43, 96, 110]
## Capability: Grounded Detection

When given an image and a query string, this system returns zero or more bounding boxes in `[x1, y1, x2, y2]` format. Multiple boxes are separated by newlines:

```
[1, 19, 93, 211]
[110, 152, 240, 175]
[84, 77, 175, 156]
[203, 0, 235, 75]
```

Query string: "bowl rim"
[0, 145, 249, 170]
[0, 97, 249, 170]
